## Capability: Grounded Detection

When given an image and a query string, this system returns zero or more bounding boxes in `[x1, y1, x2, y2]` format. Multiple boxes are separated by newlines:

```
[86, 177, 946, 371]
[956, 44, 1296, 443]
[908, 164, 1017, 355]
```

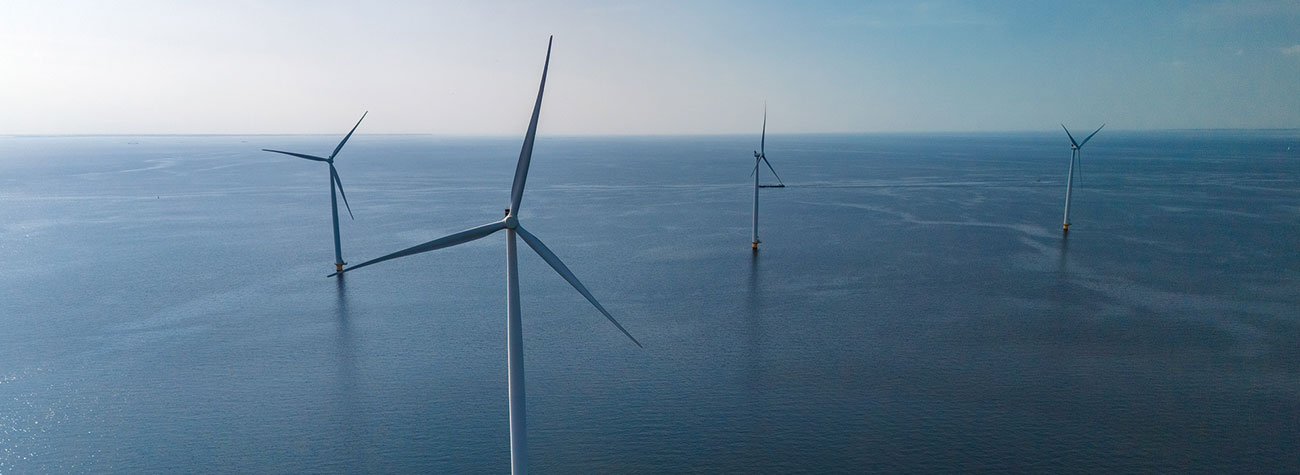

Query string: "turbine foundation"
[1062, 223, 1070, 232]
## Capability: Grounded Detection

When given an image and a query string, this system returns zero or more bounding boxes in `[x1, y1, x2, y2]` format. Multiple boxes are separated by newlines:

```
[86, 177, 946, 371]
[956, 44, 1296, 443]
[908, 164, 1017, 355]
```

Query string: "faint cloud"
[1282, 45, 1300, 55]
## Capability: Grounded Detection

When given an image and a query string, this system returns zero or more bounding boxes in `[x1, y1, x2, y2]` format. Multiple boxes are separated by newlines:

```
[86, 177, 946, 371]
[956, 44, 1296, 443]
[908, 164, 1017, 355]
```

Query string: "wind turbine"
[1060, 123, 1103, 233]
[263, 112, 367, 273]
[331, 37, 640, 475]
[751, 106, 784, 251]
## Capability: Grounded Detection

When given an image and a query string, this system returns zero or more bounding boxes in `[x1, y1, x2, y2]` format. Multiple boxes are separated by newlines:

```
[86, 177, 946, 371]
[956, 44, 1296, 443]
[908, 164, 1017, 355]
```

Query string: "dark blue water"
[2, 131, 1298, 473]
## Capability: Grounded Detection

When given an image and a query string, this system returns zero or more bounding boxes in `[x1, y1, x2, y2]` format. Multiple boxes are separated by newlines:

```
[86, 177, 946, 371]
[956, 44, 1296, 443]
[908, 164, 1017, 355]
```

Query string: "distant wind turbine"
[331, 37, 640, 475]
[263, 112, 367, 273]
[751, 106, 784, 251]
[1060, 123, 1103, 232]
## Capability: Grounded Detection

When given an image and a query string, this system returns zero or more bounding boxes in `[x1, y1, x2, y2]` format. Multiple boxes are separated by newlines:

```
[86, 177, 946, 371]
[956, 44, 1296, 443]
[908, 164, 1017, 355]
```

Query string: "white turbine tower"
[332, 37, 640, 475]
[751, 106, 784, 251]
[263, 112, 367, 272]
[1060, 123, 1103, 233]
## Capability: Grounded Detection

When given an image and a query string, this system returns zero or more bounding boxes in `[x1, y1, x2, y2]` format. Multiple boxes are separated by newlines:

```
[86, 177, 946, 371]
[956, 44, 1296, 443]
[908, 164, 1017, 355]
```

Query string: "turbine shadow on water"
[331, 274, 369, 468]
[332, 275, 358, 368]
[744, 253, 764, 379]
[336, 274, 350, 323]
[740, 252, 773, 464]
[1056, 234, 1070, 274]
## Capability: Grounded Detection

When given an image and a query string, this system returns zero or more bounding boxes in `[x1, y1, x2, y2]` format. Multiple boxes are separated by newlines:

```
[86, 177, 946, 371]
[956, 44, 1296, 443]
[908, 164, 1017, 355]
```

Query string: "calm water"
[1, 131, 1298, 473]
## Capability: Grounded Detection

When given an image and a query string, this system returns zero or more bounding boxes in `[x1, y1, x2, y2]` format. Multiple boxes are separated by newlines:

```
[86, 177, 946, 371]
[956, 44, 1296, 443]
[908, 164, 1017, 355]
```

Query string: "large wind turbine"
[751, 106, 784, 251]
[332, 37, 640, 475]
[263, 112, 367, 272]
[1060, 123, 1103, 233]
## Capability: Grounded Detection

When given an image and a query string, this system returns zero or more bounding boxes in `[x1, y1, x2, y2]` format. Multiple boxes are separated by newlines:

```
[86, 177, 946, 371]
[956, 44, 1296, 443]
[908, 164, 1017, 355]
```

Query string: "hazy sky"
[2, 0, 1298, 135]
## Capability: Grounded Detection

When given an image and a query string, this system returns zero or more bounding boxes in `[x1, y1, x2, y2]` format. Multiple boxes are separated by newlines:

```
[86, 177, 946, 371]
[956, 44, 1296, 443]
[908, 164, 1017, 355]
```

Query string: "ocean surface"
[1, 131, 1297, 473]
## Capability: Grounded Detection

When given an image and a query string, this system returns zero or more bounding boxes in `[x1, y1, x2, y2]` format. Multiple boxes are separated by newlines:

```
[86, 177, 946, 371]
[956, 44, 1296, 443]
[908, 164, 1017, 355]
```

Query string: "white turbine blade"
[1079, 123, 1105, 148]
[761, 105, 766, 156]
[263, 149, 328, 162]
[508, 36, 553, 216]
[516, 225, 643, 348]
[331, 165, 354, 220]
[750, 158, 759, 177]
[330, 111, 368, 160]
[330, 221, 506, 276]
[761, 155, 784, 185]
[1061, 124, 1078, 148]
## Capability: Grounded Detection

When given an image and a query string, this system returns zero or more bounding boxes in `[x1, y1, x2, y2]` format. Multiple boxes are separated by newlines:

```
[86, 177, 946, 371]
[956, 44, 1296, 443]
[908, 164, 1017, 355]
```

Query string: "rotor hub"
[504, 215, 519, 229]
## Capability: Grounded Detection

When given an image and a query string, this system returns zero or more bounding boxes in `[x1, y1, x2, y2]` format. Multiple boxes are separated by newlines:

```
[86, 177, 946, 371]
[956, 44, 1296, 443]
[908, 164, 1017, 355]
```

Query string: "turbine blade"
[762, 155, 784, 185]
[508, 36, 552, 216]
[761, 105, 766, 156]
[330, 221, 506, 276]
[516, 225, 643, 348]
[330, 111, 368, 160]
[751, 158, 759, 177]
[263, 149, 328, 162]
[1061, 124, 1078, 148]
[1079, 123, 1105, 148]
[332, 165, 354, 220]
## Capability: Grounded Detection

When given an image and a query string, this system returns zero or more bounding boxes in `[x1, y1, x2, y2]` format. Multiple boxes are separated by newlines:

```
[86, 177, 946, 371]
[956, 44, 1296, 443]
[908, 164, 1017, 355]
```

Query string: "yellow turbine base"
[1063, 223, 1070, 232]
[336, 263, 344, 272]
[752, 241, 759, 250]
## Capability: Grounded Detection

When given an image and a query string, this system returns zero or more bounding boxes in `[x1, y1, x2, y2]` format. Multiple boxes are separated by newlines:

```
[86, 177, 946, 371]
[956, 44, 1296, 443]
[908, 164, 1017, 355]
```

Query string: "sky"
[1, 0, 1298, 135]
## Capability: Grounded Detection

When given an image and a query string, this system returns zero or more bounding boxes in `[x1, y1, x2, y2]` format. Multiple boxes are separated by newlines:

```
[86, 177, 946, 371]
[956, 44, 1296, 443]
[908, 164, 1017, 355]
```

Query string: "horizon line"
[4, 127, 1298, 139]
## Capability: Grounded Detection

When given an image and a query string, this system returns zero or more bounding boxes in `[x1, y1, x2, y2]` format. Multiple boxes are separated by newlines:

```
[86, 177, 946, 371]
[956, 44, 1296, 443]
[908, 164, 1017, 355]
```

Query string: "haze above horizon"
[2, 1, 1298, 135]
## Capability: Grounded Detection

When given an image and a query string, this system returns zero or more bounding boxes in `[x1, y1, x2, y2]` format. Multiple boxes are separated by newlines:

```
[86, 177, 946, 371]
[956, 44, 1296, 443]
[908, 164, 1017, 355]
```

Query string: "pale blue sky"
[2, 0, 1297, 134]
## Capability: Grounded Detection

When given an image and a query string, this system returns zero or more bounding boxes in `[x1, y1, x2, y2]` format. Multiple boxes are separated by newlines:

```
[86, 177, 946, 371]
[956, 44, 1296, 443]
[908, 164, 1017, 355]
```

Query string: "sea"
[1, 131, 1297, 473]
